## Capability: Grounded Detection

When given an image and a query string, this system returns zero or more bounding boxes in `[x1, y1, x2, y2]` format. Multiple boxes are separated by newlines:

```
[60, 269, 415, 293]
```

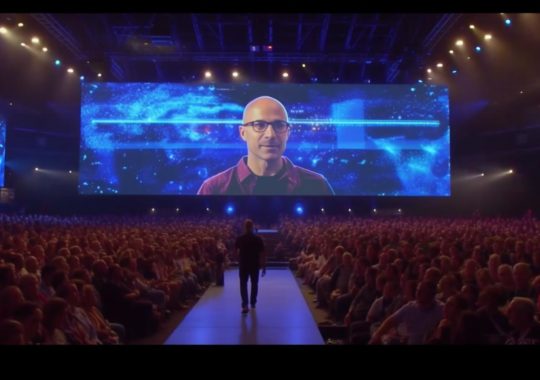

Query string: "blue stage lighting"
[295, 205, 304, 215]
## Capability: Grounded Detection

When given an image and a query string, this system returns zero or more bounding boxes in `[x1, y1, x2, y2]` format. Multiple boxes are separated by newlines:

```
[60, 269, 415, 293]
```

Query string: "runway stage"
[165, 268, 324, 345]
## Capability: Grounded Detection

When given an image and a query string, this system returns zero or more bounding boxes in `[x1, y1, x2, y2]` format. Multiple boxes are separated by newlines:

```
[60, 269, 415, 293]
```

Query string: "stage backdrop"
[80, 83, 449, 196]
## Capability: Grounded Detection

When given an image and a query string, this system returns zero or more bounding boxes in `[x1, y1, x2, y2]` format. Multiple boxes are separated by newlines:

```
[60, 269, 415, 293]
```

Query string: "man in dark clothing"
[235, 219, 266, 313]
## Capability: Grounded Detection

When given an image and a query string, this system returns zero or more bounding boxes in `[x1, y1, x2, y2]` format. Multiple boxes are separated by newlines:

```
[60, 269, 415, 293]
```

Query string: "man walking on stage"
[235, 219, 266, 314]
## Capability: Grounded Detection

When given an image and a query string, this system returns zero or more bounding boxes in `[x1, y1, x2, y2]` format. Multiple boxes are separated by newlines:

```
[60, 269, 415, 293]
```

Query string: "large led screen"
[80, 83, 449, 196]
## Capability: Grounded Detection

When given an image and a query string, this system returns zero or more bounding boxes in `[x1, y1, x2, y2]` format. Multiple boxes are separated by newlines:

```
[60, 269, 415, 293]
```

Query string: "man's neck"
[246, 155, 284, 176]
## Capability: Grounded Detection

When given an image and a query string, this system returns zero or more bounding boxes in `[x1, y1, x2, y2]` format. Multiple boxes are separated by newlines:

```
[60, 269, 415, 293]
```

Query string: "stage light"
[484, 34, 492, 40]
[55, 59, 61, 66]
[321, 208, 325, 213]
[232, 71, 239, 78]
[18, 22, 24, 27]
[34, 167, 39, 171]
[475, 46, 481, 52]
[455, 40, 464, 46]
[302, 63, 306, 68]
[206, 207, 210, 212]
[282, 71, 289, 78]
[436, 63, 443, 68]
[449, 50, 454, 54]
[67, 68, 74, 74]
[451, 69, 458, 75]
[348, 208, 352, 213]
[97, 73, 102, 77]
[20, 42, 26, 47]
[295, 205, 304, 215]
[225, 204, 235, 215]
[150, 208, 155, 213]
[42, 47, 48, 52]
[509, 169, 514, 174]
[426, 68, 432, 73]
[373, 209, 377, 213]
[481, 173, 485, 176]
[204, 70, 212, 78]
[0, 27, 7, 34]
[80, 76, 85, 81]
[505, 19, 511, 26]
[469, 24, 475, 29]
[398, 209, 402, 213]
[68, 170, 73, 174]
[31, 37, 40, 44]
[176, 208, 180, 213]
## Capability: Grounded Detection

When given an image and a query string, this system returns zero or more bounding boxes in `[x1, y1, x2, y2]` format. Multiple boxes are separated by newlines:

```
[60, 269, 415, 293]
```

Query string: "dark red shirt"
[197, 156, 334, 195]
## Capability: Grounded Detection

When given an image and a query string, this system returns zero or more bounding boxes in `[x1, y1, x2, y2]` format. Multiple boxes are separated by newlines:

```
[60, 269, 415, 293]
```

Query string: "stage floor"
[165, 268, 324, 345]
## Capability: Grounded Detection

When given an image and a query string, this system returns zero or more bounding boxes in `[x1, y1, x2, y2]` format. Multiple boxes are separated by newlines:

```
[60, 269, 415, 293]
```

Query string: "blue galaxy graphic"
[80, 83, 450, 196]
[0, 118, 5, 188]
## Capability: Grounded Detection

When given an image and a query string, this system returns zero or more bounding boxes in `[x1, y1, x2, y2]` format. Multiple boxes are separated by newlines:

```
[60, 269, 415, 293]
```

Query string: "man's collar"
[236, 156, 299, 187]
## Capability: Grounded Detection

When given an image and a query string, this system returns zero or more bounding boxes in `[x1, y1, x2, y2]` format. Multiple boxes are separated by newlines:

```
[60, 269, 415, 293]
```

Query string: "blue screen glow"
[80, 83, 450, 196]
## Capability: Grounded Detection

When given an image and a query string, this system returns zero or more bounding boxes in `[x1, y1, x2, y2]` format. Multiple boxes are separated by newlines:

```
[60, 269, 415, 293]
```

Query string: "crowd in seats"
[287, 215, 540, 344]
[0, 214, 237, 344]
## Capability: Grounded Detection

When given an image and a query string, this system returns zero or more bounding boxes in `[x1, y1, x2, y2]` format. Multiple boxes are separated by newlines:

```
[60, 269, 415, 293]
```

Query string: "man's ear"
[239, 125, 247, 142]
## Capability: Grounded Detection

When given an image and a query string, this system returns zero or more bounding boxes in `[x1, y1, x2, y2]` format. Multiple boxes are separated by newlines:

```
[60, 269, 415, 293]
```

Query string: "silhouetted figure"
[235, 219, 266, 313]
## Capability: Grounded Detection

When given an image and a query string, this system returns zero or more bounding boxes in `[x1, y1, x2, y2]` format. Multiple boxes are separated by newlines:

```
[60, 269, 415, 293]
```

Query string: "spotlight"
[80, 76, 85, 81]
[418, 79, 423, 83]
[54, 59, 61, 66]
[451, 69, 458, 75]
[34, 167, 39, 171]
[68, 170, 73, 174]
[475, 46, 482, 52]
[302, 63, 306, 68]
[18, 23, 24, 27]
[449, 50, 454, 54]
[426, 68, 432, 73]
[31, 37, 40, 44]
[225, 204, 235, 215]
[204, 70, 212, 78]
[455, 40, 464, 46]
[42, 47, 48, 52]
[206, 207, 210, 212]
[67, 68, 74, 74]
[20, 42, 26, 47]
[481, 173, 485, 177]
[505, 19, 511, 26]
[469, 24, 475, 29]
[150, 208, 155, 213]
[295, 205, 304, 215]
[348, 208, 352, 213]
[320, 208, 325, 213]
[398, 209, 402, 213]
[232, 71, 239, 78]
[97, 73, 102, 78]
[373, 209, 377, 213]
[176, 208, 180, 213]
[484, 34, 492, 40]
[282, 71, 289, 78]
[436, 63, 443, 68]
[0, 27, 7, 34]
[509, 169, 514, 174]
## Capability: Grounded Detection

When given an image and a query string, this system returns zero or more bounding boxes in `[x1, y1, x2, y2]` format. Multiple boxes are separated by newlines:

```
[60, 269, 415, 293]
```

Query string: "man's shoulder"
[199, 166, 237, 193]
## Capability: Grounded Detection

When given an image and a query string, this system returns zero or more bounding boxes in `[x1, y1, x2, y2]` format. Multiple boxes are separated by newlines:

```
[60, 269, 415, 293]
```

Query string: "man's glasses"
[242, 120, 290, 134]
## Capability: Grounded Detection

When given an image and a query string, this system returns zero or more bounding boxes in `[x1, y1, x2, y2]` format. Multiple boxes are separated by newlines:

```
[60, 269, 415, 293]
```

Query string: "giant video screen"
[80, 83, 449, 196]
